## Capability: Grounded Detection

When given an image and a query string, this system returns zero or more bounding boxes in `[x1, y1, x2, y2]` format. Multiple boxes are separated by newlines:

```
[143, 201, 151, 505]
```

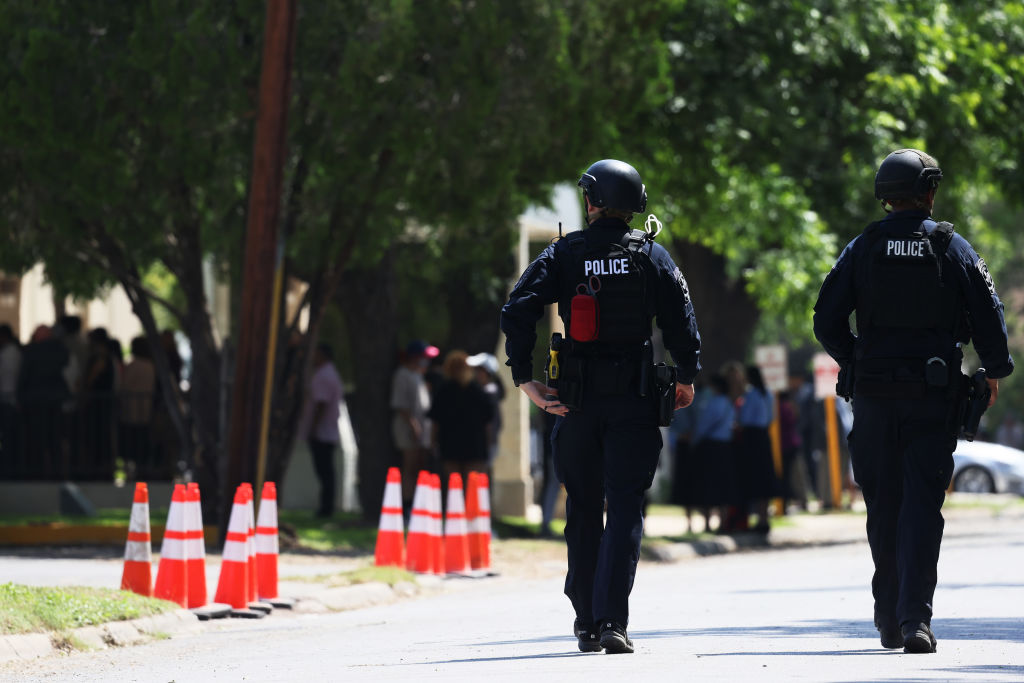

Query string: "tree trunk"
[337, 249, 400, 520]
[672, 239, 760, 379]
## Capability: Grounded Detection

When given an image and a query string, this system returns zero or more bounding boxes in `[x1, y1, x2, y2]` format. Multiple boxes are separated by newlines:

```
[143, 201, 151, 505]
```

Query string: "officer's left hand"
[674, 382, 694, 410]
[519, 380, 569, 416]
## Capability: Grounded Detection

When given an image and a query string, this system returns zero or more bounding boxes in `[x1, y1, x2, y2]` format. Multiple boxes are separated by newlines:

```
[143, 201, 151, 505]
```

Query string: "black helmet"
[874, 149, 943, 200]
[577, 159, 647, 213]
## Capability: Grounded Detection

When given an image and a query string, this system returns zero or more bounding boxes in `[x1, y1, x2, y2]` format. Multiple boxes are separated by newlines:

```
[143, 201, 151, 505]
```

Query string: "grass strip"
[0, 583, 178, 635]
[283, 565, 415, 588]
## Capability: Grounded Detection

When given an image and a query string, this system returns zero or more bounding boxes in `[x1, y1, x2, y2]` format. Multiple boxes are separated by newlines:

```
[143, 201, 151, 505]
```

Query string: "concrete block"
[73, 626, 109, 650]
[319, 582, 394, 611]
[8, 633, 53, 660]
[103, 621, 146, 647]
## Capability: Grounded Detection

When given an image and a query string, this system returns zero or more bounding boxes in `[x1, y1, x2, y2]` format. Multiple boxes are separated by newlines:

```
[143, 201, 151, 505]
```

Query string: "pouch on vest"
[570, 294, 598, 342]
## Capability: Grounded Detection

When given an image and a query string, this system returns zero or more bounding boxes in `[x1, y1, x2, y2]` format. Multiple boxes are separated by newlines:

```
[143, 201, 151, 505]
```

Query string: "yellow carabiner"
[548, 349, 560, 381]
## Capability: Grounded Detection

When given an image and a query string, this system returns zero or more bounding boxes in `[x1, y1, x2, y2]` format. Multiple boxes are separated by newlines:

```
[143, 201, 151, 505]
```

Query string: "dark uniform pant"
[849, 394, 955, 628]
[552, 392, 661, 628]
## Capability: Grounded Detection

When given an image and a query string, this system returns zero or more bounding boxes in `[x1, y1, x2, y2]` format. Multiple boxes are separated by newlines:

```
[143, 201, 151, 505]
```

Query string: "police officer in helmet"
[813, 148, 1013, 653]
[501, 159, 701, 653]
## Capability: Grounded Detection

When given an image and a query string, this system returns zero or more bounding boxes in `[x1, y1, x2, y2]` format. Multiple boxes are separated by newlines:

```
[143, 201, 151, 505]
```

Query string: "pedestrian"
[119, 336, 156, 480]
[500, 159, 700, 654]
[301, 342, 346, 518]
[467, 352, 505, 468]
[429, 350, 494, 492]
[734, 365, 777, 534]
[777, 389, 808, 511]
[690, 374, 737, 534]
[17, 325, 70, 478]
[813, 148, 1014, 654]
[0, 324, 21, 475]
[390, 340, 438, 510]
[79, 328, 116, 480]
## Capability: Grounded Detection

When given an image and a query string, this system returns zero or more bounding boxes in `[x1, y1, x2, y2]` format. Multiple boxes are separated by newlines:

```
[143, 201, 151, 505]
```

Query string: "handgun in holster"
[836, 361, 855, 401]
[961, 368, 991, 442]
[549, 333, 584, 411]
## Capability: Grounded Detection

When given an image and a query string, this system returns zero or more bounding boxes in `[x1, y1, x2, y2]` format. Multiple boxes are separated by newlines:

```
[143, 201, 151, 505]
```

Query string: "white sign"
[754, 344, 788, 393]
[813, 352, 841, 399]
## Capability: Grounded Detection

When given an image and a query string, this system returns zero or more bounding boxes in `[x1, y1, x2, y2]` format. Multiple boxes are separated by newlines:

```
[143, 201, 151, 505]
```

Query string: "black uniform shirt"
[813, 209, 1014, 379]
[500, 217, 701, 384]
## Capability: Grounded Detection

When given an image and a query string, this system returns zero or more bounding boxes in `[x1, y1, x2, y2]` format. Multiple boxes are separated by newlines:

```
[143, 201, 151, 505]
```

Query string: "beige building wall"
[5, 265, 142, 346]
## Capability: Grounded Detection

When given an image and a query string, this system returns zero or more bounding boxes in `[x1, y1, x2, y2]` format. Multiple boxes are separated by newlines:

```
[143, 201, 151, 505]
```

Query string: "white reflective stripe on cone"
[124, 541, 152, 563]
[445, 518, 468, 536]
[382, 483, 402, 506]
[256, 501, 277, 526]
[379, 514, 404, 533]
[408, 515, 431, 534]
[255, 534, 278, 554]
[467, 518, 486, 534]
[129, 504, 151, 532]
[187, 537, 205, 558]
[222, 540, 248, 563]
[160, 538, 187, 560]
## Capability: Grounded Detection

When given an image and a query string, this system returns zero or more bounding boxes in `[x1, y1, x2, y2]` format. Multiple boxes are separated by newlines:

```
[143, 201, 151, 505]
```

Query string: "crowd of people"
[389, 340, 505, 511]
[669, 362, 839, 534]
[0, 316, 183, 481]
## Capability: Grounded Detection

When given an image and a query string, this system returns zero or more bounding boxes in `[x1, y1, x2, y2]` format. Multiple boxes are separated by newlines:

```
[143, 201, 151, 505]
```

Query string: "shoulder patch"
[976, 257, 996, 296]
[673, 267, 691, 305]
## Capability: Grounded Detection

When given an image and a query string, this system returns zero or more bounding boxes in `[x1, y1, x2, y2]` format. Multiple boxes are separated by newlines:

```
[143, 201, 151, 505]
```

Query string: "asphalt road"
[4, 513, 1023, 682]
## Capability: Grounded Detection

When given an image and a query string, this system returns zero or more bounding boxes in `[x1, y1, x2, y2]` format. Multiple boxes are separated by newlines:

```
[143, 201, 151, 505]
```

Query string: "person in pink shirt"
[302, 343, 345, 517]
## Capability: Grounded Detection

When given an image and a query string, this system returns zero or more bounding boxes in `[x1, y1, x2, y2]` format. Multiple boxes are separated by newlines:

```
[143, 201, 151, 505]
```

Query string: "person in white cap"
[467, 352, 505, 467]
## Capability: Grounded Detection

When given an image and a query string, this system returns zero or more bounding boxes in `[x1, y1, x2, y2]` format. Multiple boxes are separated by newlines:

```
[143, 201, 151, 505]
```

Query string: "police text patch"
[584, 258, 629, 276]
[885, 239, 928, 258]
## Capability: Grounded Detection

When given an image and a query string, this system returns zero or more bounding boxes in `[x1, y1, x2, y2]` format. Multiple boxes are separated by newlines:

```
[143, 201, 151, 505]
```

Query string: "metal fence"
[0, 391, 180, 481]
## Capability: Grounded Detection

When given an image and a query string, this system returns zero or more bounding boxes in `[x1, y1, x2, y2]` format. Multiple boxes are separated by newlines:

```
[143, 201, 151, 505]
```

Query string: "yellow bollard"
[824, 395, 843, 509]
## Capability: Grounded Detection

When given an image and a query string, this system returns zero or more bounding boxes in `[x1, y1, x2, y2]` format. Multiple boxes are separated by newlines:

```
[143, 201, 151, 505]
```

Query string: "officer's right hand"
[674, 382, 694, 410]
[987, 377, 999, 407]
[519, 380, 569, 416]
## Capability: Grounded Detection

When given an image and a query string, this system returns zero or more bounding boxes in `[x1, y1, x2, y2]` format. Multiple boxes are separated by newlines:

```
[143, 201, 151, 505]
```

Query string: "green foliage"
[0, 583, 177, 635]
[640, 0, 1024, 343]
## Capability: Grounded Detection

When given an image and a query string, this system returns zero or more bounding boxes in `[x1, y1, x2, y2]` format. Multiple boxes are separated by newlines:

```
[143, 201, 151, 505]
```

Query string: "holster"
[653, 363, 678, 427]
[558, 355, 585, 410]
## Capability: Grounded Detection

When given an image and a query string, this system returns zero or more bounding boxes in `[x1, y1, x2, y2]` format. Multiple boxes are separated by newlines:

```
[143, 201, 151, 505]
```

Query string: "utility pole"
[225, 0, 297, 528]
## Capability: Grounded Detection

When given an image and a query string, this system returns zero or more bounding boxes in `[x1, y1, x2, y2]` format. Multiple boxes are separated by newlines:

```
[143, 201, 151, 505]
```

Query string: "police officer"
[813, 149, 1013, 654]
[500, 159, 701, 654]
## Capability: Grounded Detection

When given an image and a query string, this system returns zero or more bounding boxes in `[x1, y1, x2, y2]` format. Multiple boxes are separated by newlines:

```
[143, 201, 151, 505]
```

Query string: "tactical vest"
[558, 229, 655, 346]
[854, 220, 963, 337]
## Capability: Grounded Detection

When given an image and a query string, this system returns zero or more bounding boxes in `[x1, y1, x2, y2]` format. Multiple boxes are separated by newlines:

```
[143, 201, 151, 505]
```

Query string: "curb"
[0, 609, 201, 665]
[0, 576, 443, 666]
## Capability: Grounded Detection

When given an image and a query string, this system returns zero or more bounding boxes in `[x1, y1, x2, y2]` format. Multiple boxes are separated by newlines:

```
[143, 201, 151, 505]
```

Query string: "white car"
[952, 439, 1024, 495]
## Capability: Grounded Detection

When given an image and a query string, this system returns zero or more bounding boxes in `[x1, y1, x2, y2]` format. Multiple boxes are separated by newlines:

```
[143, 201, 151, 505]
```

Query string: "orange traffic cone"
[475, 475, 491, 573]
[120, 482, 153, 596]
[374, 467, 405, 567]
[444, 473, 471, 575]
[214, 486, 250, 609]
[185, 483, 208, 608]
[466, 472, 492, 572]
[405, 472, 433, 573]
[154, 483, 189, 607]
[430, 473, 445, 575]
[255, 481, 280, 601]
[242, 483, 259, 603]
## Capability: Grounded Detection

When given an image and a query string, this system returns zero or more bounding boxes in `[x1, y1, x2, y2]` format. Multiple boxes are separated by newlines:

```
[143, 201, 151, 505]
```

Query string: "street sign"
[813, 352, 841, 399]
[754, 344, 788, 393]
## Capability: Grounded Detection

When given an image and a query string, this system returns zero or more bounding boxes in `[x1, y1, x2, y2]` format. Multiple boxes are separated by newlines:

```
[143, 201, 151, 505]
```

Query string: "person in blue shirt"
[814, 148, 1013, 654]
[735, 365, 778, 534]
[690, 373, 736, 533]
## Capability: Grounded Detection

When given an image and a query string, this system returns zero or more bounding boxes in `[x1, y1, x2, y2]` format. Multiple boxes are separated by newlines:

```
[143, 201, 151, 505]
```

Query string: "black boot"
[573, 618, 602, 653]
[598, 621, 634, 654]
[902, 621, 937, 654]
